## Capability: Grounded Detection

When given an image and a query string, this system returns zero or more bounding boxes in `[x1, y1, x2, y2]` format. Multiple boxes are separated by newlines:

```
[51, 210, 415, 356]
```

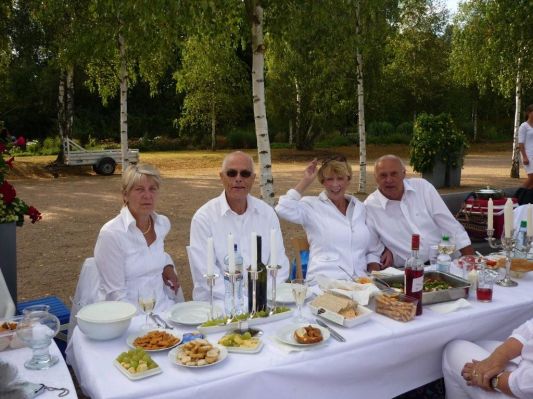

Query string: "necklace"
[141, 217, 152, 235]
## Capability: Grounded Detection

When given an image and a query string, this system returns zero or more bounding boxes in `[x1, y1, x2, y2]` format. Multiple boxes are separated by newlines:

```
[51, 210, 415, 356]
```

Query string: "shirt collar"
[219, 191, 257, 216]
[318, 190, 357, 206]
[374, 179, 416, 209]
[119, 205, 159, 231]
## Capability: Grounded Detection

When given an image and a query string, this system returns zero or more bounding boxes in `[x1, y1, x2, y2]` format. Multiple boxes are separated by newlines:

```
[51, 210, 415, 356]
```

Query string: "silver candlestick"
[223, 270, 241, 319]
[203, 273, 219, 319]
[487, 228, 521, 287]
[267, 264, 281, 313]
[247, 268, 259, 315]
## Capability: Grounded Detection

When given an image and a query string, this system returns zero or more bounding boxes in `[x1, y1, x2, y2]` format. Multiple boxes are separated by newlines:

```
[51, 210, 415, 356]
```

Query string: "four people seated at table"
[189, 151, 289, 301]
[94, 164, 181, 313]
[365, 154, 474, 266]
[443, 317, 533, 398]
[275, 155, 387, 280]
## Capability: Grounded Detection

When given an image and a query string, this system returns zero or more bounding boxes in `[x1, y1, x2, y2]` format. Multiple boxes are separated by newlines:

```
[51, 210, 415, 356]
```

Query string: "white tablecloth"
[0, 341, 77, 398]
[69, 273, 533, 399]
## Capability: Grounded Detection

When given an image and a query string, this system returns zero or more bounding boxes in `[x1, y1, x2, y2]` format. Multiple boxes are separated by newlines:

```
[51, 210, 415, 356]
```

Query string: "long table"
[0, 341, 78, 398]
[69, 273, 533, 399]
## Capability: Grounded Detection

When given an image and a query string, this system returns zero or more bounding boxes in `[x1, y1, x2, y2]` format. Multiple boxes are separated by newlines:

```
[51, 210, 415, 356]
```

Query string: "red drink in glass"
[476, 287, 493, 302]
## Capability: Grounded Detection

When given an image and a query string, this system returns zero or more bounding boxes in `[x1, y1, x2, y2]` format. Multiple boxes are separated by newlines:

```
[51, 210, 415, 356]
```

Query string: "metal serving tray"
[379, 271, 471, 305]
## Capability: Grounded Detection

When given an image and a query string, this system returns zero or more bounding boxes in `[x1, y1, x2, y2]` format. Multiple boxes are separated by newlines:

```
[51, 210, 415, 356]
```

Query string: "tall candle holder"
[247, 268, 259, 315]
[223, 270, 241, 319]
[486, 228, 523, 287]
[203, 273, 219, 319]
[267, 264, 281, 313]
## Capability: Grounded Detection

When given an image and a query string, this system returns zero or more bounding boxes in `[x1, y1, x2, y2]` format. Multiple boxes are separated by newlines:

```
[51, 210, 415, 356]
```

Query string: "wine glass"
[16, 310, 60, 370]
[138, 286, 157, 330]
[291, 278, 308, 323]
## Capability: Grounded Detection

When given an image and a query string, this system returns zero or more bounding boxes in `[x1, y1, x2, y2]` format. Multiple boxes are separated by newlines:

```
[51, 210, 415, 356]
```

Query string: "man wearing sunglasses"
[364, 154, 474, 266]
[189, 151, 289, 301]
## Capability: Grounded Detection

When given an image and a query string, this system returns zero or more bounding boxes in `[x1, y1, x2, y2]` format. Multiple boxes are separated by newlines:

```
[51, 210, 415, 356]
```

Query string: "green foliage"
[397, 122, 414, 137]
[367, 133, 411, 145]
[315, 133, 352, 148]
[131, 136, 187, 152]
[410, 113, 468, 173]
[367, 121, 395, 136]
[226, 129, 257, 149]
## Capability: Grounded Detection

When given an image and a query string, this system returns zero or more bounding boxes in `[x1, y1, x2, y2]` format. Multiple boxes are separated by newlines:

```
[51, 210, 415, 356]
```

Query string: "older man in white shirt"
[189, 151, 289, 301]
[364, 155, 474, 266]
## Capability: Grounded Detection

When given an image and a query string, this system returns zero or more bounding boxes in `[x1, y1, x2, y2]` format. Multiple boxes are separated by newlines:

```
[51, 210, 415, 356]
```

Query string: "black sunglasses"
[225, 169, 253, 178]
[321, 155, 347, 165]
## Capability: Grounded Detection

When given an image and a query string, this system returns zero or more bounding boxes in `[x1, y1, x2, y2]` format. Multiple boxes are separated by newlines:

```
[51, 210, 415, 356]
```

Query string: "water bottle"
[516, 220, 528, 253]
[436, 235, 453, 273]
[223, 244, 244, 315]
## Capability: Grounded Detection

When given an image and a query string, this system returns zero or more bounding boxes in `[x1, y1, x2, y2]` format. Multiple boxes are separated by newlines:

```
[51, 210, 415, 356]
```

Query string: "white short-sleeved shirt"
[94, 206, 176, 313]
[518, 121, 533, 174]
[364, 178, 471, 266]
[275, 189, 382, 279]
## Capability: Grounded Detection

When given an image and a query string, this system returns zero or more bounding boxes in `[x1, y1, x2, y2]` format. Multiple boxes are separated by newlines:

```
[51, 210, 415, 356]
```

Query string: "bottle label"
[412, 276, 423, 292]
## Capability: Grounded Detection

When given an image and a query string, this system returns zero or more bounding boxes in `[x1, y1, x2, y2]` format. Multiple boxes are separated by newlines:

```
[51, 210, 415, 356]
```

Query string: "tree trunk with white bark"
[356, 1, 367, 194]
[248, 1, 275, 205]
[56, 69, 66, 164]
[119, 33, 130, 170]
[510, 57, 522, 179]
[66, 65, 74, 139]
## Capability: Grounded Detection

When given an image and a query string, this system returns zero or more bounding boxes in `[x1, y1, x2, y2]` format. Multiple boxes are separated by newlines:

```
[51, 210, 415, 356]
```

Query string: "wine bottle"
[404, 234, 424, 316]
[248, 235, 268, 313]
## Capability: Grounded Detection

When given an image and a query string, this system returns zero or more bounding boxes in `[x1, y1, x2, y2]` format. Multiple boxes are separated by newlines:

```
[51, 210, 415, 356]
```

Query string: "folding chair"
[291, 237, 310, 280]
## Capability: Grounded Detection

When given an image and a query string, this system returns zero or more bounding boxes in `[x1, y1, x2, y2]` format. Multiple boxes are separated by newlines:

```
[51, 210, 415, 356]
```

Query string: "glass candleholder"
[203, 273, 219, 320]
[266, 264, 281, 312]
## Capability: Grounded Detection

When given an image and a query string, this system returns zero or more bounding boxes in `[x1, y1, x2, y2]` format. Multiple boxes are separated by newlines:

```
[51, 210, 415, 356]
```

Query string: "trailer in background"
[62, 137, 139, 175]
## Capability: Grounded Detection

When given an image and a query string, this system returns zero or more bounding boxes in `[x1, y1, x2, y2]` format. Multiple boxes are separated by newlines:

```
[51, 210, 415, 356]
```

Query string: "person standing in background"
[518, 104, 533, 189]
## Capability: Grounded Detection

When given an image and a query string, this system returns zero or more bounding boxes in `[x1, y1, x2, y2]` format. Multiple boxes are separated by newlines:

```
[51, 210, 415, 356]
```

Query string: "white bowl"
[76, 301, 136, 340]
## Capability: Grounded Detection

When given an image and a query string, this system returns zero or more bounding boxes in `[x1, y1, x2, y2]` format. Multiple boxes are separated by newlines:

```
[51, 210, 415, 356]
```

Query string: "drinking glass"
[16, 310, 59, 370]
[291, 279, 308, 323]
[138, 286, 157, 330]
[477, 268, 497, 302]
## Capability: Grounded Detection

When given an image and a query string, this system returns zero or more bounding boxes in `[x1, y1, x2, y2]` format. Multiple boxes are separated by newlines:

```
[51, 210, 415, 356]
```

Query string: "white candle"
[270, 228, 277, 266]
[251, 232, 257, 272]
[227, 233, 235, 274]
[527, 204, 533, 237]
[487, 198, 494, 230]
[207, 237, 214, 276]
[504, 198, 513, 238]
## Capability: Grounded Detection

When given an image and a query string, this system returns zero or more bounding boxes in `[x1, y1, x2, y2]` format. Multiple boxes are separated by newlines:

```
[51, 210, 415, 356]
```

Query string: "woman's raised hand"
[295, 159, 319, 194]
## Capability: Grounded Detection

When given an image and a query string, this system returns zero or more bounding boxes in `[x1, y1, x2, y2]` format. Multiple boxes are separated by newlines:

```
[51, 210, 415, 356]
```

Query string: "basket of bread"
[309, 292, 373, 327]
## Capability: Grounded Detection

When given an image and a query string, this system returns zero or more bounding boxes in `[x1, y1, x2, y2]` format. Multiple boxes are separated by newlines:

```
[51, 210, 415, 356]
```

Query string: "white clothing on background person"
[275, 189, 382, 279]
[364, 178, 471, 266]
[443, 319, 533, 398]
[94, 206, 178, 313]
[518, 121, 533, 174]
[189, 191, 289, 301]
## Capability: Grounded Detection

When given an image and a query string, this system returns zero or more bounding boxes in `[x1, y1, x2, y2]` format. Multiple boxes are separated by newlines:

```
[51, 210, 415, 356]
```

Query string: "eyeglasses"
[321, 155, 347, 165]
[225, 169, 253, 178]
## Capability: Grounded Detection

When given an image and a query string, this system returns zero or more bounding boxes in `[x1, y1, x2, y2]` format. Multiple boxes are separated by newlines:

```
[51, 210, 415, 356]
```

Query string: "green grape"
[242, 332, 252, 340]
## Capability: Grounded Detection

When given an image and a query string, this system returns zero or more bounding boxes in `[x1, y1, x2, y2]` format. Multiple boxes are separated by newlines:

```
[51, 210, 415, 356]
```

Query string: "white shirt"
[364, 178, 471, 266]
[518, 121, 533, 156]
[509, 319, 533, 397]
[189, 191, 289, 301]
[275, 189, 382, 278]
[94, 206, 176, 313]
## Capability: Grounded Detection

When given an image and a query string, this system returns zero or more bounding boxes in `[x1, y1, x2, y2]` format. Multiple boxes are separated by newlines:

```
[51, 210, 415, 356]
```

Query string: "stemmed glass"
[291, 278, 308, 323]
[138, 285, 157, 330]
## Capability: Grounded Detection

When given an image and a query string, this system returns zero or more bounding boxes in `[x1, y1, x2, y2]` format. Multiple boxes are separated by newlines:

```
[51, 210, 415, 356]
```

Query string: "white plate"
[267, 283, 313, 304]
[168, 301, 222, 325]
[113, 360, 162, 380]
[197, 309, 294, 334]
[126, 328, 181, 352]
[219, 335, 264, 354]
[308, 304, 373, 328]
[275, 323, 330, 347]
[168, 344, 228, 368]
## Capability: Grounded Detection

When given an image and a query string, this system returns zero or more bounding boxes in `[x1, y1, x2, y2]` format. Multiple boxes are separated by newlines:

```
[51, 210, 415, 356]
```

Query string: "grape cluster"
[116, 348, 158, 374]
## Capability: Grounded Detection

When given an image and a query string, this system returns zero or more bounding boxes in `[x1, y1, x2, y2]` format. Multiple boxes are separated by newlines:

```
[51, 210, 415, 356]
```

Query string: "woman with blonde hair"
[275, 155, 388, 280]
[94, 163, 181, 312]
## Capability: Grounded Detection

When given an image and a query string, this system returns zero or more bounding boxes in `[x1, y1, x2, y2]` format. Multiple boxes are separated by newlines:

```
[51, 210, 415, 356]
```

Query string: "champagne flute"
[291, 278, 308, 323]
[138, 286, 157, 330]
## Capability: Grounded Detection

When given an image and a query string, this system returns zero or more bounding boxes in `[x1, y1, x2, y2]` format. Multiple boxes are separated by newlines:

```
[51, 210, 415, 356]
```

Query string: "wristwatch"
[490, 372, 504, 392]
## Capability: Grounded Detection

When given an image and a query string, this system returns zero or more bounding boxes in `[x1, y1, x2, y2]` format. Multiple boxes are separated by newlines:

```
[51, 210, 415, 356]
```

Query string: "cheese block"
[310, 292, 358, 317]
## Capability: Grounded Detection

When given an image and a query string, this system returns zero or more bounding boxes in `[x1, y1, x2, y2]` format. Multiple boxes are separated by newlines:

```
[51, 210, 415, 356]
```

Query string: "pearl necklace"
[141, 217, 152, 235]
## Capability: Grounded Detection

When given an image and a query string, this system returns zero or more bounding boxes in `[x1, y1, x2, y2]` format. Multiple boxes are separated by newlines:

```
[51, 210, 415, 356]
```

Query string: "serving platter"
[167, 302, 223, 325]
[197, 309, 294, 334]
[168, 344, 228, 368]
[274, 323, 330, 347]
[113, 360, 162, 380]
[309, 304, 373, 328]
[126, 328, 181, 352]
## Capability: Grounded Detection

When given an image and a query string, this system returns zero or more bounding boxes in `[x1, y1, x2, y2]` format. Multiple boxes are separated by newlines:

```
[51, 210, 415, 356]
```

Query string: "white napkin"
[268, 337, 306, 354]
[371, 267, 404, 277]
[316, 275, 380, 306]
[428, 298, 472, 314]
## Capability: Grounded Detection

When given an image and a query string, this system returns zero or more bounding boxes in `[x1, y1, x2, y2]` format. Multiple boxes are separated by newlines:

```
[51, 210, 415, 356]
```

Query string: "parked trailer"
[62, 137, 139, 175]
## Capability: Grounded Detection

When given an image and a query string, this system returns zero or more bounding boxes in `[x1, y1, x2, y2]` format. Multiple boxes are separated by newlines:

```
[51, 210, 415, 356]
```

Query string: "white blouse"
[94, 206, 176, 313]
[275, 189, 382, 279]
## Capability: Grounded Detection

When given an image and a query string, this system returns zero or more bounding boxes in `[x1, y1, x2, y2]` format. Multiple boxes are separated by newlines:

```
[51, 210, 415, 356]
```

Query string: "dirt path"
[9, 144, 522, 305]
